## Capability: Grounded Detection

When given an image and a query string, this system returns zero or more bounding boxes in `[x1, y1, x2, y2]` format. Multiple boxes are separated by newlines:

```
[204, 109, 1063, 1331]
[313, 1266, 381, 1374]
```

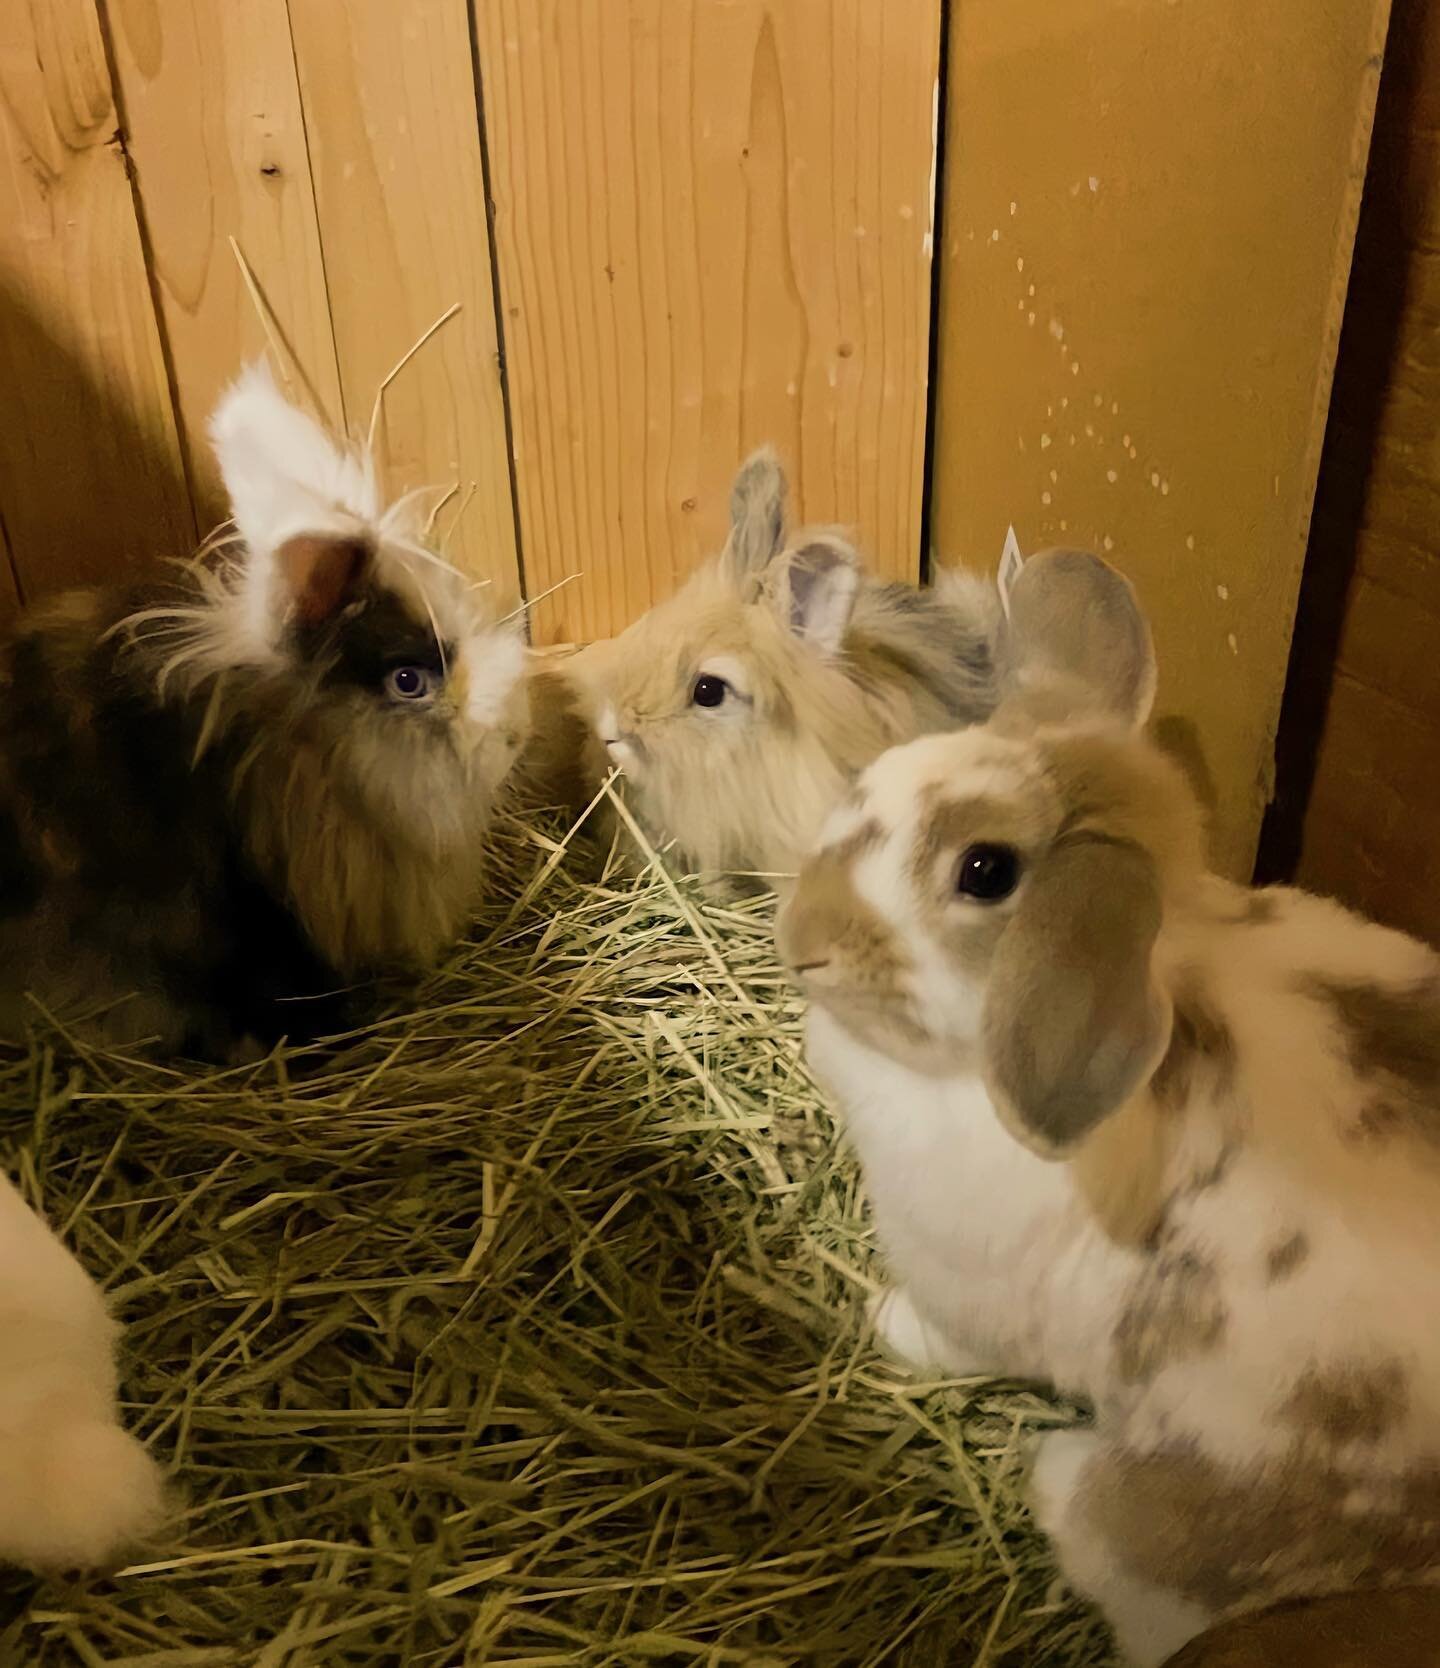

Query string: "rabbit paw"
[0, 1420, 166, 1574]
[867, 1287, 997, 1377]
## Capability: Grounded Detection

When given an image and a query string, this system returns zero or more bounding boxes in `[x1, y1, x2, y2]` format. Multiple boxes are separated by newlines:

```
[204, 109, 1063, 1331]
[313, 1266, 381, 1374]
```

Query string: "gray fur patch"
[1306, 974, 1440, 1095]
[1151, 971, 1236, 1110]
[1113, 1248, 1227, 1384]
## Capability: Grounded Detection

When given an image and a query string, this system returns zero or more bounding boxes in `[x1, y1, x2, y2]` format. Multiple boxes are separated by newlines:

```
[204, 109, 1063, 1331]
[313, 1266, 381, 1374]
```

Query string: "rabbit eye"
[691, 674, 728, 709]
[384, 665, 438, 703]
[957, 843, 1021, 902]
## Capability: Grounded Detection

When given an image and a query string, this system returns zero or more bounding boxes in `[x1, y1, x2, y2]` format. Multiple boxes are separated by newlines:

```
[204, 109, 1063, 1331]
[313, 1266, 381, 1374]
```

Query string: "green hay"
[0, 810, 1114, 1667]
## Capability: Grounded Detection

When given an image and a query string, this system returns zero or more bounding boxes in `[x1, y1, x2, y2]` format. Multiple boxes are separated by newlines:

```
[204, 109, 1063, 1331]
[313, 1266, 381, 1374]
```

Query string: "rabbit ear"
[722, 447, 788, 578]
[275, 534, 369, 627]
[773, 534, 860, 655]
[983, 832, 1169, 1156]
[998, 548, 1157, 727]
[210, 362, 379, 562]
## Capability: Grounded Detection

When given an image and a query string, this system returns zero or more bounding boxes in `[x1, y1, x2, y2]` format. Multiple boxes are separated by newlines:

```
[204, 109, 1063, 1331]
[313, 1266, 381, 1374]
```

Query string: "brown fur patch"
[1151, 971, 1236, 1111]
[1038, 728, 1207, 887]
[1113, 1249, 1227, 1384]
[907, 793, 996, 883]
[1071, 1092, 1171, 1247]
[1282, 1360, 1409, 1446]
[1265, 1231, 1310, 1283]
[1081, 1443, 1440, 1612]
[779, 821, 902, 984]
[1347, 1093, 1421, 1148]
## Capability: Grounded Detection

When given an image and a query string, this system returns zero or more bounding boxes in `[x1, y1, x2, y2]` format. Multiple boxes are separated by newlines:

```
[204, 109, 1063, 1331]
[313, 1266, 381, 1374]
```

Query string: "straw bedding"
[0, 805, 1113, 1666]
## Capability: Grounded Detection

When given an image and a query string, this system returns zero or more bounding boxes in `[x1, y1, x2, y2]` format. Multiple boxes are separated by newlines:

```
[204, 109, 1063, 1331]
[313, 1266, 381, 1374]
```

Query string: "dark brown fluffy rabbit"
[0, 366, 531, 1056]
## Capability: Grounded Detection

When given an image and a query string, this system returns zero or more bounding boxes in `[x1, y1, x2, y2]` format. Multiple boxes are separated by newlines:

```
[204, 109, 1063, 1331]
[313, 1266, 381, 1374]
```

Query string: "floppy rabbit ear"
[773, 534, 861, 656]
[982, 833, 1169, 1156]
[998, 548, 1157, 727]
[721, 446, 788, 579]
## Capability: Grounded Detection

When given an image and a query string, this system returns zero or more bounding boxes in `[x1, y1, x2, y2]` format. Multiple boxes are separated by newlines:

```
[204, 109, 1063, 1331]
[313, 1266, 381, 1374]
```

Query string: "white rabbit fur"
[778, 549, 1440, 1666]
[565, 449, 1001, 879]
[0, 1170, 164, 1569]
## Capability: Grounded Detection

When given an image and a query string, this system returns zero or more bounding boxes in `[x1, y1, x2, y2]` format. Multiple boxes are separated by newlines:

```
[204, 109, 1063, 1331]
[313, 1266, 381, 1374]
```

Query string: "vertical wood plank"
[0, 523, 23, 627]
[930, 0, 1388, 876]
[104, 0, 344, 533]
[1291, 0, 1440, 944]
[0, 0, 192, 600]
[475, 0, 942, 645]
[286, 0, 520, 595]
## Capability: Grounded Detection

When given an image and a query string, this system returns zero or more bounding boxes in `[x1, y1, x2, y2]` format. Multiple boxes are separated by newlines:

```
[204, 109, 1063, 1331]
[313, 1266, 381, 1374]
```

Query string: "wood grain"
[0, 0, 192, 601]
[1295, 0, 1440, 944]
[475, 0, 942, 645]
[930, 0, 1389, 877]
[105, 0, 343, 534]
[286, 0, 519, 596]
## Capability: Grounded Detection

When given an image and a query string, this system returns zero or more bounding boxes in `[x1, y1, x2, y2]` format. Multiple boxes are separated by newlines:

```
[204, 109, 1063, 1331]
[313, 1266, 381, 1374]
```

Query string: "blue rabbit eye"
[385, 665, 436, 702]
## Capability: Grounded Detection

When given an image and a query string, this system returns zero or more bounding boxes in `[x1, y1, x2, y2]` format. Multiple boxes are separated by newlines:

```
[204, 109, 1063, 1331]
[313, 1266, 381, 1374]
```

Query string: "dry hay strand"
[0, 814, 1113, 1666]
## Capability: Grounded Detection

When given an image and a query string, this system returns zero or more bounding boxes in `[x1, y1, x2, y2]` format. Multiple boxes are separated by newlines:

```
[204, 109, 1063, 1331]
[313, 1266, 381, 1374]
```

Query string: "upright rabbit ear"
[210, 364, 379, 560]
[772, 534, 861, 656]
[998, 548, 1157, 727]
[210, 364, 379, 630]
[982, 832, 1169, 1156]
[721, 447, 788, 580]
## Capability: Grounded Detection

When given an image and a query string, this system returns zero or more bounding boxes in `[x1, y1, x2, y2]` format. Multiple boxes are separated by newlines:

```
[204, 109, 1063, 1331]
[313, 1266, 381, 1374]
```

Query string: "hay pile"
[0, 808, 1112, 1666]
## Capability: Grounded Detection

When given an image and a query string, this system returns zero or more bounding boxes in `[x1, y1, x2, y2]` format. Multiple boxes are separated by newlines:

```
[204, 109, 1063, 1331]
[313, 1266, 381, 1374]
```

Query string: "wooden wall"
[930, 0, 1389, 878]
[0, 0, 941, 643]
[0, 0, 1391, 875]
[1271, 0, 1440, 945]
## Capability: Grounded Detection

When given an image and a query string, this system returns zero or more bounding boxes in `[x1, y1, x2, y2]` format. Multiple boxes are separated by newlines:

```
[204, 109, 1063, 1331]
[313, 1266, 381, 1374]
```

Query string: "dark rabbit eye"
[385, 665, 436, 702]
[691, 674, 728, 708]
[957, 843, 1021, 902]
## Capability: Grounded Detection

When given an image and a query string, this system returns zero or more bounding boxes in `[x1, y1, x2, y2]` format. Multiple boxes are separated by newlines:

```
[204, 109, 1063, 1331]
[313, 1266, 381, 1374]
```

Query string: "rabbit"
[564, 448, 1003, 879]
[1160, 1585, 1440, 1667]
[0, 1167, 164, 1570]
[777, 546, 1440, 1666]
[0, 364, 531, 1057]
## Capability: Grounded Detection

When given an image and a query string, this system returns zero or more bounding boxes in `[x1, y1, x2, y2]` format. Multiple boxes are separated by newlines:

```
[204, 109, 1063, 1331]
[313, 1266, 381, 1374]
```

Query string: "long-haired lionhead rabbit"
[0, 1168, 164, 1571]
[0, 365, 530, 1057]
[565, 449, 1002, 880]
[778, 547, 1440, 1665]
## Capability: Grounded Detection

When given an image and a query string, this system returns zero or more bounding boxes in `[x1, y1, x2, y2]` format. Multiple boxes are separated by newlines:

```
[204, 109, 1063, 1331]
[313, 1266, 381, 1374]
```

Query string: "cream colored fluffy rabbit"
[0, 1170, 164, 1570]
[566, 449, 1002, 878]
[778, 548, 1440, 1665]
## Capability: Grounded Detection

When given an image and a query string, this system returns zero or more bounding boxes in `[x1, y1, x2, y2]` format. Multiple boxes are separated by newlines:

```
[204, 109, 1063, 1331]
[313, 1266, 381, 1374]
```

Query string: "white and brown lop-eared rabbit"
[0, 1169, 164, 1571]
[778, 549, 1440, 1665]
[0, 365, 533, 1056]
[567, 449, 1001, 879]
